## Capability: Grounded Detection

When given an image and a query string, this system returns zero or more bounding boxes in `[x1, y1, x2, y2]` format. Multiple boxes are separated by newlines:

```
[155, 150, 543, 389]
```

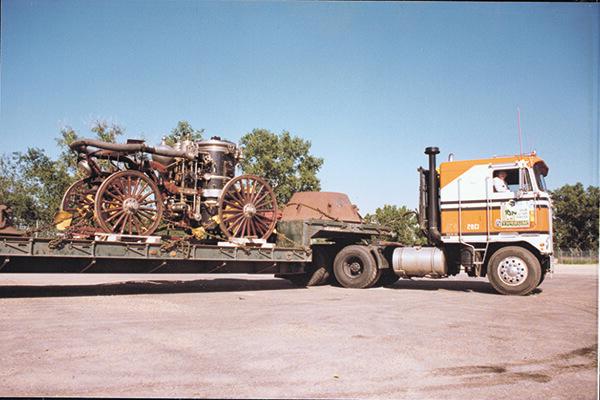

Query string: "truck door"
[490, 167, 535, 232]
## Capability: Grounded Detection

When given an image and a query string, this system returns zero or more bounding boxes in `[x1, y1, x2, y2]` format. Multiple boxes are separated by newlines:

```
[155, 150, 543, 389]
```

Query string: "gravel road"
[0, 264, 596, 398]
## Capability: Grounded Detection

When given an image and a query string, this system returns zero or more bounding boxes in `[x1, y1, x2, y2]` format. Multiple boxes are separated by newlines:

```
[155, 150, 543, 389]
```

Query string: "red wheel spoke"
[131, 177, 141, 197]
[131, 214, 143, 233]
[254, 217, 270, 229]
[254, 219, 269, 233]
[136, 181, 149, 198]
[229, 188, 245, 203]
[138, 209, 156, 220]
[103, 191, 122, 201]
[223, 199, 243, 209]
[239, 219, 249, 237]
[115, 180, 127, 196]
[250, 184, 265, 203]
[253, 191, 271, 208]
[254, 211, 272, 220]
[243, 180, 253, 202]
[248, 219, 256, 237]
[222, 213, 242, 222]
[244, 179, 254, 202]
[110, 185, 125, 198]
[228, 215, 245, 232]
[111, 212, 127, 231]
[119, 214, 129, 234]
[139, 190, 155, 202]
[105, 209, 125, 222]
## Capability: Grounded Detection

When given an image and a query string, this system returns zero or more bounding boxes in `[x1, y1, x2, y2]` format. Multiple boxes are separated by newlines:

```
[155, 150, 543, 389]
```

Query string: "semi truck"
[0, 146, 553, 296]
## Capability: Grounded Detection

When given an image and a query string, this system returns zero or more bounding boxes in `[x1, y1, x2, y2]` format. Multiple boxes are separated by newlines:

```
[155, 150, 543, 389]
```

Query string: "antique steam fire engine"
[60, 137, 278, 240]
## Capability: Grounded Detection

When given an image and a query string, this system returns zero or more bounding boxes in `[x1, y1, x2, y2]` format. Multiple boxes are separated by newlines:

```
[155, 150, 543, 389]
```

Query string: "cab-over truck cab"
[415, 147, 553, 295]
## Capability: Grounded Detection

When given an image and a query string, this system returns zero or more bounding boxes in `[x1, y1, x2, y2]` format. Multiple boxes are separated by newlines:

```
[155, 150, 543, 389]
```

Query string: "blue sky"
[1, 1, 598, 213]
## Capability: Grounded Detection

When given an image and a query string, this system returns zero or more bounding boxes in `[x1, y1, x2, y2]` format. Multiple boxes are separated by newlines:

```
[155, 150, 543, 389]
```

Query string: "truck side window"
[493, 168, 519, 193]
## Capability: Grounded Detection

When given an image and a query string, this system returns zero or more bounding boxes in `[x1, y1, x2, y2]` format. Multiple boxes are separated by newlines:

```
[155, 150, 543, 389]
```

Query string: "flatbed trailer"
[0, 219, 389, 280]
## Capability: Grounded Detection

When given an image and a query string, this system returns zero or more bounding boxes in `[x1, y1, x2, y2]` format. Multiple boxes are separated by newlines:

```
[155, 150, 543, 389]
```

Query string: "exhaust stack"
[425, 147, 441, 244]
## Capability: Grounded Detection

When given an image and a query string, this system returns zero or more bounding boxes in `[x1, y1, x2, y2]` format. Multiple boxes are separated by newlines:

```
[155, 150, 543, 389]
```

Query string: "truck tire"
[281, 248, 332, 287]
[281, 267, 329, 287]
[333, 245, 381, 289]
[307, 249, 331, 286]
[487, 246, 541, 296]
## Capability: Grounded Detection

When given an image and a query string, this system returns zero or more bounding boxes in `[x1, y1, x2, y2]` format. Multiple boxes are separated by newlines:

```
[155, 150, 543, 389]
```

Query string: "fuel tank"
[392, 247, 447, 278]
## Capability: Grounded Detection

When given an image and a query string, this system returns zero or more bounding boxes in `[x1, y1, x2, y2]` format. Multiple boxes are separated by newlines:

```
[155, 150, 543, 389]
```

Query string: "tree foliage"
[91, 121, 123, 143]
[550, 183, 599, 250]
[239, 129, 323, 205]
[0, 149, 73, 228]
[0, 120, 124, 229]
[364, 204, 427, 245]
[163, 120, 204, 146]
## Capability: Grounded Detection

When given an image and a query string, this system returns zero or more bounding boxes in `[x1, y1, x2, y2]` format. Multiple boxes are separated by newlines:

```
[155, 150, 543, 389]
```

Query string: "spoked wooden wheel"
[218, 175, 278, 240]
[94, 170, 163, 236]
[60, 178, 99, 228]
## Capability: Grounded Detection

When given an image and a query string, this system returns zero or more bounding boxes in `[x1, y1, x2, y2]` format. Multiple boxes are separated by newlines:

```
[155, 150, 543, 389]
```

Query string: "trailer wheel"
[279, 267, 330, 287]
[487, 246, 541, 296]
[333, 245, 380, 289]
[279, 250, 331, 287]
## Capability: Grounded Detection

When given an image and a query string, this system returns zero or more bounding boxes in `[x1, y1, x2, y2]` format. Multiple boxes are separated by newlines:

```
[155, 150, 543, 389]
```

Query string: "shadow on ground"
[384, 279, 542, 295]
[0, 278, 304, 298]
[0, 275, 543, 298]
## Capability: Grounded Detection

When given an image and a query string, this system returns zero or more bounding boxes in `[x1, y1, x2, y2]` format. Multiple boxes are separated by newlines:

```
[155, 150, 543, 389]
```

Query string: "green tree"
[0, 120, 125, 230]
[239, 129, 323, 205]
[550, 183, 599, 250]
[55, 126, 80, 173]
[0, 149, 73, 228]
[364, 204, 427, 245]
[164, 120, 204, 146]
[0, 153, 39, 226]
[91, 120, 124, 143]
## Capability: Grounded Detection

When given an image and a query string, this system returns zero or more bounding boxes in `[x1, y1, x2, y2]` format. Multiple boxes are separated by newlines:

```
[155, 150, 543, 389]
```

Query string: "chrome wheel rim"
[497, 256, 528, 286]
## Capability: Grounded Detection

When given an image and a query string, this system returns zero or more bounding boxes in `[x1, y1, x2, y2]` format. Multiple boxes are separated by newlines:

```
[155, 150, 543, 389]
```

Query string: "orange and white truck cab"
[438, 153, 552, 256]
[407, 147, 553, 295]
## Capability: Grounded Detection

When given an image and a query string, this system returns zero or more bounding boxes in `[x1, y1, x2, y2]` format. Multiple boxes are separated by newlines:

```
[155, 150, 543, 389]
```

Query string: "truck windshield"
[534, 163, 548, 192]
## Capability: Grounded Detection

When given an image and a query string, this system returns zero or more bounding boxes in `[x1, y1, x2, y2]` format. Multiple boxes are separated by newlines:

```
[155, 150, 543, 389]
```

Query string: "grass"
[558, 258, 599, 265]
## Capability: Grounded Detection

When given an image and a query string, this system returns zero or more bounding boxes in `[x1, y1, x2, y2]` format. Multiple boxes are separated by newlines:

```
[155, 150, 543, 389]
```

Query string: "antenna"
[517, 107, 523, 157]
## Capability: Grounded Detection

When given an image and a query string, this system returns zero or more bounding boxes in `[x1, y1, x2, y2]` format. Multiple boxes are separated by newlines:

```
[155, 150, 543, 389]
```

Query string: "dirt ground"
[0, 264, 597, 399]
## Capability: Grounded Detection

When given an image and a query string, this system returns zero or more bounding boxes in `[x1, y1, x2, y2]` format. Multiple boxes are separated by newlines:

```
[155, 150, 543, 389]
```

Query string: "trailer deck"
[0, 219, 389, 275]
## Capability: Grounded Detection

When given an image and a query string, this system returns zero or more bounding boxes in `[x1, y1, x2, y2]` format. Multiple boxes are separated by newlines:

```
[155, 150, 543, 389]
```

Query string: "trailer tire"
[281, 267, 330, 287]
[487, 246, 541, 296]
[333, 245, 381, 289]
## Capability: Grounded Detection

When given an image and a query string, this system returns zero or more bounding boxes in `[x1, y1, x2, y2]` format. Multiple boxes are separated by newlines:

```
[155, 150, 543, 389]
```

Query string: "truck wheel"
[307, 249, 331, 286]
[487, 246, 541, 296]
[333, 245, 381, 289]
[280, 267, 329, 287]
